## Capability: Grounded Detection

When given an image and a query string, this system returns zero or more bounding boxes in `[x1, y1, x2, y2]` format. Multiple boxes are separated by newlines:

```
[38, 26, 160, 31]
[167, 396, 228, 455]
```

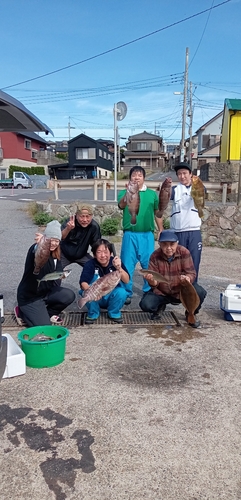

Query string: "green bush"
[100, 218, 120, 236]
[163, 218, 170, 229]
[33, 212, 54, 226]
[9, 165, 45, 177]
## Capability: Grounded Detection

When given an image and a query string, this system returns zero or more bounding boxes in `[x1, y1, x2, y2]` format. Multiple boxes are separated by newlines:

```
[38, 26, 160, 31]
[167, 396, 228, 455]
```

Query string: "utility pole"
[180, 47, 189, 163]
[188, 81, 193, 169]
[68, 117, 75, 140]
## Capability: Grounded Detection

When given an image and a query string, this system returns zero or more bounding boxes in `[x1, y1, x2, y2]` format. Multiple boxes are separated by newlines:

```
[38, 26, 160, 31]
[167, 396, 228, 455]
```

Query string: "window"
[136, 142, 152, 151]
[99, 149, 103, 157]
[202, 134, 218, 149]
[31, 150, 38, 159]
[25, 139, 31, 149]
[76, 148, 96, 160]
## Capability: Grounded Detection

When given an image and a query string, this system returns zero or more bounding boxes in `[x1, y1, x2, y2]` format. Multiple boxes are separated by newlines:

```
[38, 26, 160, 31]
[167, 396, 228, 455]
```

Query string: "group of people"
[16, 163, 206, 328]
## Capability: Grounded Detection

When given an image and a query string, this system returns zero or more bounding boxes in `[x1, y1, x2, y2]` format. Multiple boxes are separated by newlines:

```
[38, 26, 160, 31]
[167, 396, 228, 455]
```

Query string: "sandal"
[50, 315, 63, 325]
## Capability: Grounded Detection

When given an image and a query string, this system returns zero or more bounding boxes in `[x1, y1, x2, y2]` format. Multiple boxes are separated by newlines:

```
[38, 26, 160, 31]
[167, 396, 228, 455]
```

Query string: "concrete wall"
[36, 200, 241, 250]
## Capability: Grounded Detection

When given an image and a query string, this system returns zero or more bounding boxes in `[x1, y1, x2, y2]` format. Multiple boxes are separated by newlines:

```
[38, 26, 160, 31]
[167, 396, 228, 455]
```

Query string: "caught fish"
[33, 236, 51, 275]
[139, 269, 169, 284]
[156, 177, 172, 217]
[30, 335, 55, 342]
[191, 175, 205, 218]
[37, 269, 72, 286]
[179, 279, 200, 325]
[78, 270, 121, 310]
[125, 181, 140, 225]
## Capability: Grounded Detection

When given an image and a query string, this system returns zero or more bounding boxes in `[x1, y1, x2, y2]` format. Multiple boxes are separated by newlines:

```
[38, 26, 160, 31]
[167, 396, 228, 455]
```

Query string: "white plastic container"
[2, 333, 26, 378]
[223, 284, 241, 310]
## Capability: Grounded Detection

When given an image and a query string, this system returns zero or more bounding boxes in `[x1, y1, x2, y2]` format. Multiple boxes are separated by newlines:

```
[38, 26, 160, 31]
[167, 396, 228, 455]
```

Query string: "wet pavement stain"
[145, 324, 206, 343]
[0, 404, 95, 500]
[111, 355, 189, 389]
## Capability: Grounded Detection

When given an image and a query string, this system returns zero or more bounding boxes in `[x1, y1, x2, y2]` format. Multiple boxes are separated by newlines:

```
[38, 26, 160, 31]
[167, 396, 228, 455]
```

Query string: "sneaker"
[85, 317, 97, 325]
[50, 315, 63, 325]
[185, 311, 200, 328]
[108, 315, 123, 324]
[150, 305, 166, 320]
[14, 306, 25, 327]
[124, 298, 131, 305]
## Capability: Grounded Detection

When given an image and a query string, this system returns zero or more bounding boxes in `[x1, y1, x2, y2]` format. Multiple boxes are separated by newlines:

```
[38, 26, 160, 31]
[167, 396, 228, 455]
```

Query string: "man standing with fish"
[16, 220, 75, 327]
[170, 162, 205, 280]
[60, 204, 101, 270]
[118, 166, 163, 303]
[79, 239, 129, 324]
[139, 230, 206, 327]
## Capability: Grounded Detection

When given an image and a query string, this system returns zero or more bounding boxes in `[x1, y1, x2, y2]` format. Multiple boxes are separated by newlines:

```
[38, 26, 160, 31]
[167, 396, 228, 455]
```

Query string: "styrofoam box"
[2, 333, 26, 378]
[223, 284, 241, 310]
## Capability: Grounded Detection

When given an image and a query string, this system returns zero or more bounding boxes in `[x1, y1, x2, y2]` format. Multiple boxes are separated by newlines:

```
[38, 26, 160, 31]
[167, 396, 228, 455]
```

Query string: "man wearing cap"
[170, 162, 202, 281]
[139, 229, 206, 328]
[60, 204, 101, 269]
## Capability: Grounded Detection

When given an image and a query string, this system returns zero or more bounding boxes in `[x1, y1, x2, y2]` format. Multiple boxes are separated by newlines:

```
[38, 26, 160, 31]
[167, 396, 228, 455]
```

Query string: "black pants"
[139, 282, 207, 315]
[19, 286, 75, 327]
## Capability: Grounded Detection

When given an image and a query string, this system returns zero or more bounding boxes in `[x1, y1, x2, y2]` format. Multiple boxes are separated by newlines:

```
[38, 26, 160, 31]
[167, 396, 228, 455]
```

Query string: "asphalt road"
[1, 197, 241, 499]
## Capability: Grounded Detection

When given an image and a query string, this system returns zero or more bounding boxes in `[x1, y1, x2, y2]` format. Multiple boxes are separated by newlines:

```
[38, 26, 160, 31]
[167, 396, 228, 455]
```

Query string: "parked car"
[72, 171, 87, 179]
[0, 172, 33, 189]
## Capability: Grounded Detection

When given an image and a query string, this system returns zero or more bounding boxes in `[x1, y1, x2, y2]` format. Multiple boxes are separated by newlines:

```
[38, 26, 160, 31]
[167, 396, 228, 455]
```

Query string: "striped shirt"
[148, 245, 196, 298]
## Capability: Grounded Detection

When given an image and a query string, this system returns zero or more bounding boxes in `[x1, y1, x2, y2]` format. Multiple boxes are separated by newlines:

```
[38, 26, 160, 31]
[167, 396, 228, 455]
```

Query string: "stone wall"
[36, 201, 241, 250]
[200, 161, 240, 202]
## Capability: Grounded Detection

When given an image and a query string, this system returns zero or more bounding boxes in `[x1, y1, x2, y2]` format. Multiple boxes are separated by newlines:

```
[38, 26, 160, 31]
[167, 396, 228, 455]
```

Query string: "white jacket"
[170, 184, 201, 232]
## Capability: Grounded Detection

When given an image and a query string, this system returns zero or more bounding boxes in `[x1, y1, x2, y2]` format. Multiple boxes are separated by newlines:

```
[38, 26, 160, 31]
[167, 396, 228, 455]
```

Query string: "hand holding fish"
[143, 272, 158, 287]
[34, 232, 44, 244]
[180, 274, 191, 283]
[112, 256, 122, 271]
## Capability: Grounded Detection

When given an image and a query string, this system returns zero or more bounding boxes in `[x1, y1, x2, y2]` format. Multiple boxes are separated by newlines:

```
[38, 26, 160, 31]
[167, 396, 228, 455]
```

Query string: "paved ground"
[1, 198, 241, 500]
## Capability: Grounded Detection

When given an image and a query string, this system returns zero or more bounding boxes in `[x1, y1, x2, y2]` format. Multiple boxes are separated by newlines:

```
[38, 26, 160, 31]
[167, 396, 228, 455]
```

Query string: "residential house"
[220, 98, 241, 162]
[123, 131, 165, 171]
[0, 131, 48, 178]
[195, 111, 223, 167]
[48, 133, 113, 179]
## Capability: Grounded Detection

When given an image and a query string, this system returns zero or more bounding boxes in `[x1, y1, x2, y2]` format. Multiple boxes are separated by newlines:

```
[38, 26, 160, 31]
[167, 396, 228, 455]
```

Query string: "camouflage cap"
[76, 203, 94, 215]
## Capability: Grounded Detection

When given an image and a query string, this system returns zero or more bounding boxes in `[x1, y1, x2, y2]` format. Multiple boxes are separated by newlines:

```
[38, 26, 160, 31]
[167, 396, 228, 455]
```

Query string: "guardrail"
[48, 178, 233, 204]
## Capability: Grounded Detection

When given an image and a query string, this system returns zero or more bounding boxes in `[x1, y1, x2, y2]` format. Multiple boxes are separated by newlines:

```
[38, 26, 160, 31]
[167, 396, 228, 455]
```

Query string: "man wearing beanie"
[16, 220, 75, 327]
[170, 162, 203, 281]
[60, 204, 101, 269]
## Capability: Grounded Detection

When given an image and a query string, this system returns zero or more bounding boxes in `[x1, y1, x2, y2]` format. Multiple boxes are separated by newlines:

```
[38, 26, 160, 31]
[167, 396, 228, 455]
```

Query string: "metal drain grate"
[2, 310, 181, 329]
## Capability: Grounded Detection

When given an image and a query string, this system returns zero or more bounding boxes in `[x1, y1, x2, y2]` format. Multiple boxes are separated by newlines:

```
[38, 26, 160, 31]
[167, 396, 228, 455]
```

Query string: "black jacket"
[17, 244, 63, 306]
[60, 217, 101, 261]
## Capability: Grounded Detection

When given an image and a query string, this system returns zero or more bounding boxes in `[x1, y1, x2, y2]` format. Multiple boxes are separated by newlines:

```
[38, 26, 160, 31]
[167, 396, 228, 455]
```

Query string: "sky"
[1, 0, 241, 146]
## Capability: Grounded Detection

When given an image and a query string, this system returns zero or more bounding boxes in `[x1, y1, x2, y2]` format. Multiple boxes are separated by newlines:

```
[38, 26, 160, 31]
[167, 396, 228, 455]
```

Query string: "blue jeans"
[120, 231, 155, 297]
[85, 285, 128, 320]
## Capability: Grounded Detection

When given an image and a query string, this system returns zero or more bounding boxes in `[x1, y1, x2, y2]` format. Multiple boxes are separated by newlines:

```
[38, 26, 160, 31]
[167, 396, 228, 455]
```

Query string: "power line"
[1, 0, 231, 90]
[189, 0, 215, 67]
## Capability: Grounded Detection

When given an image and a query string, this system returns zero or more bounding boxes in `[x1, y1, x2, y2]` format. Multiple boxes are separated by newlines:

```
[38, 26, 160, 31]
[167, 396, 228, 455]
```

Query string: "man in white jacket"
[170, 162, 202, 281]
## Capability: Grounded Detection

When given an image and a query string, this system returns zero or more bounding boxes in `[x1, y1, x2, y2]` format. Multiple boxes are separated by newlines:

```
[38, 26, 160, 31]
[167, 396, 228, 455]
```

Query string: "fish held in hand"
[33, 236, 51, 275]
[179, 279, 200, 325]
[156, 177, 172, 217]
[78, 270, 121, 310]
[125, 181, 140, 225]
[37, 269, 72, 285]
[139, 269, 169, 284]
[191, 175, 205, 218]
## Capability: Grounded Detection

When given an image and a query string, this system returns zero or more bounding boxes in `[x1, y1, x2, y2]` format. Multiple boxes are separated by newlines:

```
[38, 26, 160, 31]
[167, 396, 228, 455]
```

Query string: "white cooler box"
[220, 284, 241, 321]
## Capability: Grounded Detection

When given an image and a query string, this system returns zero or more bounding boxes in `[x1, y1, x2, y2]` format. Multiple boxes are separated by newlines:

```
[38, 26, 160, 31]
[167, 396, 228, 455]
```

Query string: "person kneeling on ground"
[139, 229, 207, 328]
[16, 220, 75, 327]
[79, 239, 130, 324]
